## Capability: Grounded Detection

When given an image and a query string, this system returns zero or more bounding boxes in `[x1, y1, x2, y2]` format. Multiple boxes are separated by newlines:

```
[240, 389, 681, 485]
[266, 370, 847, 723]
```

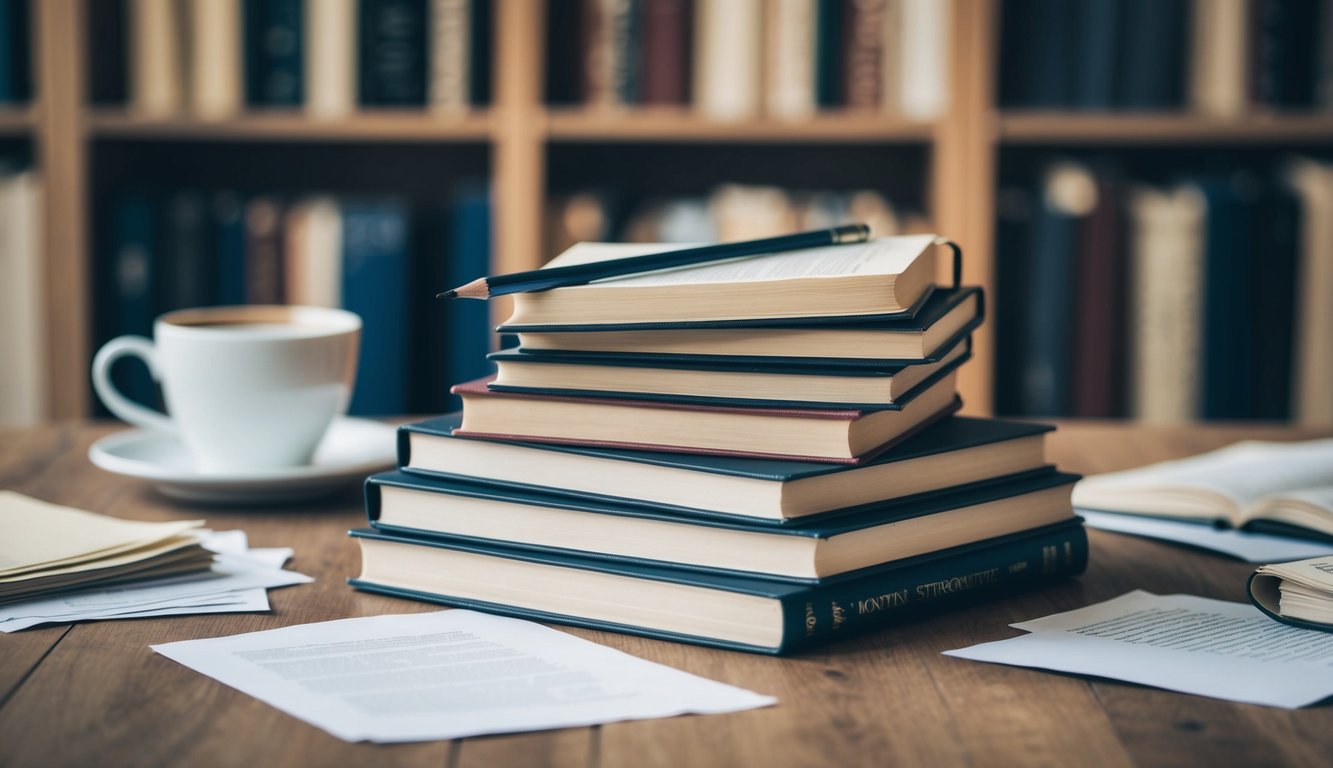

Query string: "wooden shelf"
[545, 108, 937, 143]
[998, 112, 1333, 144]
[87, 109, 496, 142]
[0, 107, 36, 137]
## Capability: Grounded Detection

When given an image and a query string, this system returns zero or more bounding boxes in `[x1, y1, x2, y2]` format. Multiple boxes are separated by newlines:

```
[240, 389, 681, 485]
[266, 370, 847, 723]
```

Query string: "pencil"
[437, 223, 872, 300]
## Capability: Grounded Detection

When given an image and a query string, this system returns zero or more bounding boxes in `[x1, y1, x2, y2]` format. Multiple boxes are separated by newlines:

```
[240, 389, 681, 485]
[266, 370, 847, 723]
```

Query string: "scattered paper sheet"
[0, 531, 311, 632]
[152, 609, 777, 743]
[943, 590, 1333, 709]
[1079, 510, 1333, 563]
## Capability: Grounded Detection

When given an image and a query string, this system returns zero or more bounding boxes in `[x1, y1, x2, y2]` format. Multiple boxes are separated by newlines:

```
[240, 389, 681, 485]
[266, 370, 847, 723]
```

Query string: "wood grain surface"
[1, 421, 1331, 768]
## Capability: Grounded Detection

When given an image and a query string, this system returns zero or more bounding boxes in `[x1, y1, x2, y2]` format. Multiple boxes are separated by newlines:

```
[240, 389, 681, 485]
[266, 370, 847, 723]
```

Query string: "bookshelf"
[22, 0, 1332, 422]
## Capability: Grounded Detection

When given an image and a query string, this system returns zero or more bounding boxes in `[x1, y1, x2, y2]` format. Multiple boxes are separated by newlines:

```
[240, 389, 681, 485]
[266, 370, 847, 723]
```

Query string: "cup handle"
[91, 335, 176, 434]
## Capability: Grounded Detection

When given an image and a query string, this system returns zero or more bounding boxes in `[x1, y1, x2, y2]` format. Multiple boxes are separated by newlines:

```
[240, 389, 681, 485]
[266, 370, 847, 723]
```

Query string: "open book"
[1071, 439, 1333, 541]
[1248, 556, 1333, 632]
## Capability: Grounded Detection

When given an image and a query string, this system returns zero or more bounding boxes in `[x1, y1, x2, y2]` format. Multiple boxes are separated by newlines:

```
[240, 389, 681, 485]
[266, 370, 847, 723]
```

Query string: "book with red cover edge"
[450, 377, 962, 465]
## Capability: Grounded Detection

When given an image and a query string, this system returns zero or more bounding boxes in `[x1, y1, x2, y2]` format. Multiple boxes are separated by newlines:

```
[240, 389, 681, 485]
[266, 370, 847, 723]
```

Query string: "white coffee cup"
[92, 305, 361, 473]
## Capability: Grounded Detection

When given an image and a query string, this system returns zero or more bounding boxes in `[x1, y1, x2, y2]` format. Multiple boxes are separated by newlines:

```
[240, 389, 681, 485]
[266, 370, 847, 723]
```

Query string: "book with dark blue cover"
[814, 0, 843, 108]
[0, 0, 15, 103]
[1115, 0, 1186, 110]
[1019, 165, 1081, 416]
[0, 0, 30, 103]
[1198, 176, 1256, 419]
[109, 194, 158, 407]
[366, 468, 1079, 582]
[349, 519, 1089, 654]
[485, 335, 969, 411]
[212, 191, 247, 306]
[446, 184, 494, 399]
[504, 287, 983, 367]
[158, 191, 213, 312]
[343, 200, 411, 415]
[1074, 0, 1120, 109]
[469, 0, 493, 105]
[359, 0, 429, 105]
[244, 0, 305, 106]
[1251, 179, 1299, 419]
[398, 413, 1056, 524]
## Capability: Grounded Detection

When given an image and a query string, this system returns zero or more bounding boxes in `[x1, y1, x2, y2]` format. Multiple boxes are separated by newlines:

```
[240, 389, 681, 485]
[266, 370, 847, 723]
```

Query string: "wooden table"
[2, 421, 1331, 768]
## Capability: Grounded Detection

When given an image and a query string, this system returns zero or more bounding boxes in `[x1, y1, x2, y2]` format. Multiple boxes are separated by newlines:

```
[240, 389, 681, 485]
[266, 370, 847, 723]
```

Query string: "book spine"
[359, 0, 428, 105]
[640, 0, 689, 105]
[813, 0, 842, 108]
[1249, 180, 1299, 420]
[159, 190, 213, 312]
[764, 0, 815, 120]
[1116, 0, 1186, 109]
[1198, 176, 1257, 419]
[1188, 0, 1248, 118]
[468, 0, 492, 105]
[130, 0, 185, 116]
[1073, 0, 1118, 110]
[446, 185, 495, 405]
[110, 193, 159, 407]
[428, 0, 471, 111]
[611, 0, 641, 105]
[0, 0, 14, 103]
[305, 0, 357, 118]
[243, 196, 284, 304]
[342, 201, 411, 415]
[212, 191, 247, 306]
[693, 0, 761, 120]
[1071, 172, 1124, 417]
[0, 168, 45, 424]
[778, 524, 1089, 653]
[188, 0, 243, 118]
[245, 0, 305, 106]
[88, 0, 130, 106]
[896, 0, 948, 118]
[842, 0, 884, 110]
[1285, 159, 1333, 427]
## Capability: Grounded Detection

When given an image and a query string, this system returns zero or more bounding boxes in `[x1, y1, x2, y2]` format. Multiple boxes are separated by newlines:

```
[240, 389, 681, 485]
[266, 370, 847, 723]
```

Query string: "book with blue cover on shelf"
[343, 200, 411, 415]
[359, 0, 429, 106]
[244, 0, 305, 107]
[484, 332, 970, 410]
[397, 413, 1054, 524]
[365, 468, 1079, 581]
[349, 518, 1089, 655]
[506, 286, 982, 364]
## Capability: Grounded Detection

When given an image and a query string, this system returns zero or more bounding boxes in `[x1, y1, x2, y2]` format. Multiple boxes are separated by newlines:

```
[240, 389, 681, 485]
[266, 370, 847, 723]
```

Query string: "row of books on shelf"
[546, 183, 922, 261]
[0, 159, 42, 426]
[995, 155, 1333, 426]
[96, 185, 493, 417]
[1001, 0, 1333, 115]
[548, 0, 949, 120]
[89, 0, 492, 117]
[0, 0, 30, 105]
[346, 234, 1088, 654]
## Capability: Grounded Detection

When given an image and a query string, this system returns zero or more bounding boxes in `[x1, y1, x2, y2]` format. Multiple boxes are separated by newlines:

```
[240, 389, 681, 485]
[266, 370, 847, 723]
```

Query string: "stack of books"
[349, 234, 1088, 654]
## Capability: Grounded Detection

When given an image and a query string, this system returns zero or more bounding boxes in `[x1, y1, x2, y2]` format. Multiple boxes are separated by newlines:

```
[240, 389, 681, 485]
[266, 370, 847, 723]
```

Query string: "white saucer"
[89, 417, 397, 504]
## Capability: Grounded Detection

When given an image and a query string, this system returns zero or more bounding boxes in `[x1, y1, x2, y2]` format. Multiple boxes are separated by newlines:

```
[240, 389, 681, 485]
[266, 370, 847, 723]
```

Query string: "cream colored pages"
[0, 534, 204, 585]
[1072, 439, 1333, 521]
[547, 235, 937, 286]
[0, 491, 203, 577]
[1255, 556, 1333, 596]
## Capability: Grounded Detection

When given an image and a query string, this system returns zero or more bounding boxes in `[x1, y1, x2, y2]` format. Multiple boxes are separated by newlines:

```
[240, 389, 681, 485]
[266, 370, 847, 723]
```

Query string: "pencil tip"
[436, 289, 457, 299]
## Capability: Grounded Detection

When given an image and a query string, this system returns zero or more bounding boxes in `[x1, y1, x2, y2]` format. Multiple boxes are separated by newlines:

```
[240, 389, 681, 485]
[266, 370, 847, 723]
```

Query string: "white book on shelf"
[1188, 0, 1248, 118]
[897, 0, 949, 119]
[694, 0, 762, 121]
[130, 0, 185, 117]
[283, 196, 344, 308]
[1126, 184, 1205, 423]
[305, 0, 357, 119]
[429, 0, 472, 112]
[763, 0, 816, 121]
[1285, 158, 1333, 427]
[0, 169, 46, 426]
[186, 0, 242, 119]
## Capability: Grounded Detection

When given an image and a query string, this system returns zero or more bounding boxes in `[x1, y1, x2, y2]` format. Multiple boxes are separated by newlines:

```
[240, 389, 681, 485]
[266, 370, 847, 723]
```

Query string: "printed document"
[943, 591, 1333, 708]
[152, 609, 776, 742]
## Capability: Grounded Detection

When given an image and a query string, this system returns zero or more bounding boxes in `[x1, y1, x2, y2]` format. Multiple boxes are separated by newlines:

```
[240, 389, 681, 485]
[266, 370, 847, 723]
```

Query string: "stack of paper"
[0, 492, 312, 632]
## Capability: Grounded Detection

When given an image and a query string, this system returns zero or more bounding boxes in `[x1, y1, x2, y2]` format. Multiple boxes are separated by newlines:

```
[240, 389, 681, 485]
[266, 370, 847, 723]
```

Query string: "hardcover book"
[366, 468, 1079, 581]
[452, 370, 960, 463]
[398, 414, 1054, 523]
[349, 519, 1089, 655]
[486, 335, 968, 408]
[500, 235, 941, 328]
[507, 286, 982, 363]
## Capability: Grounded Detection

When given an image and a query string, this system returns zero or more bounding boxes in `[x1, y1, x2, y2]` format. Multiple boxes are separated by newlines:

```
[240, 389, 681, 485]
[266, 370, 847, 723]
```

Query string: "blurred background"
[0, 0, 1330, 426]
